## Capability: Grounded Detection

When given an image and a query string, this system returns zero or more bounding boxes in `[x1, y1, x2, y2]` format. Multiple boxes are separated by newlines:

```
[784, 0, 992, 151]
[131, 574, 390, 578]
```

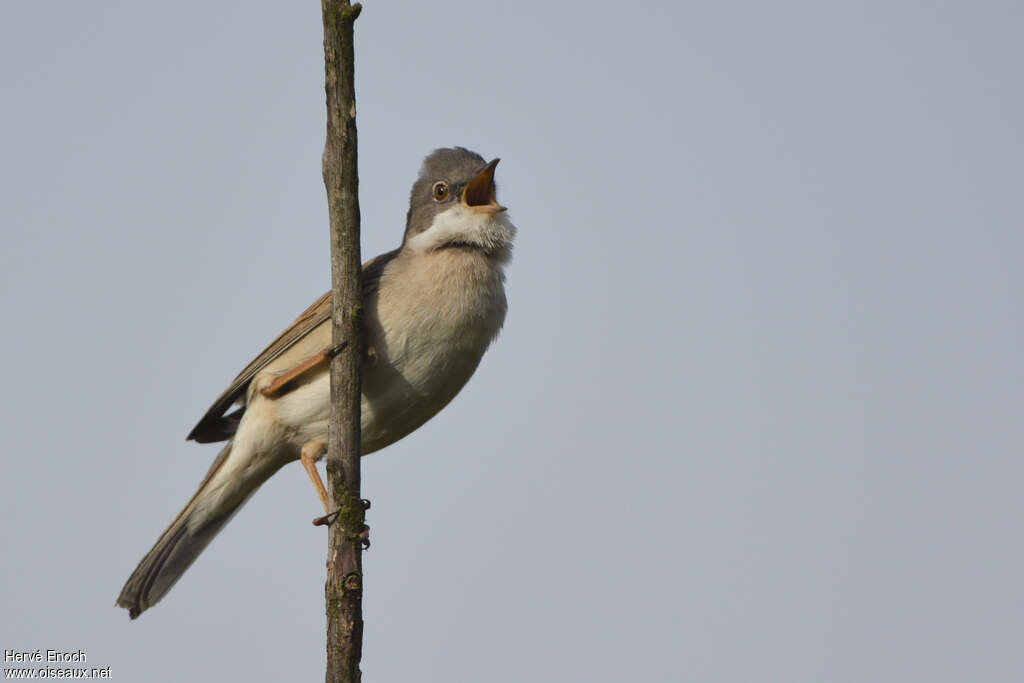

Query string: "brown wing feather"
[186, 248, 399, 443]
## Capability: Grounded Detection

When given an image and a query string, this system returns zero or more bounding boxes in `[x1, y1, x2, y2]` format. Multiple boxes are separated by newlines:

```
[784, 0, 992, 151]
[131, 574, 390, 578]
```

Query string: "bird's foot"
[312, 510, 340, 527]
[313, 499, 371, 549]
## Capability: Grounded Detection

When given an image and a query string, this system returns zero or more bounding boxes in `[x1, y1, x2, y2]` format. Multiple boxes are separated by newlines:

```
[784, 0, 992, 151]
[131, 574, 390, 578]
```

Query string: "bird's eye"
[432, 182, 449, 201]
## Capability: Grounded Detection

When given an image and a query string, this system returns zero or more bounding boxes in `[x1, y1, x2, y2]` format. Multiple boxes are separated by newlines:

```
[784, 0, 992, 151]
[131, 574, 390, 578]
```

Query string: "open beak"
[462, 158, 507, 214]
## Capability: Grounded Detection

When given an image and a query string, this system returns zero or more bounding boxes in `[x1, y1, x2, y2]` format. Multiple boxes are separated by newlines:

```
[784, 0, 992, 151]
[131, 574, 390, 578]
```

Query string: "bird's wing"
[186, 248, 400, 443]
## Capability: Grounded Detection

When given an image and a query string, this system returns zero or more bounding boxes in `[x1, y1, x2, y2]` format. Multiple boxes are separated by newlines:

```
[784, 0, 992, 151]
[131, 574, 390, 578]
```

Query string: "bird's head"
[403, 147, 516, 260]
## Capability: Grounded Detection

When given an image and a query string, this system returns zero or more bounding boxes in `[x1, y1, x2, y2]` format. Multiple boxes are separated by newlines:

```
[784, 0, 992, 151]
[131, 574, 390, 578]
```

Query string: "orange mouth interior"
[463, 160, 499, 207]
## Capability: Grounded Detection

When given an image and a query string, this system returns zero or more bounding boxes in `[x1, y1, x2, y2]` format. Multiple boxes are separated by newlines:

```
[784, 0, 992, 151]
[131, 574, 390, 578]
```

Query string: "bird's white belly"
[273, 371, 331, 446]
[267, 316, 499, 459]
[249, 248, 507, 459]
[267, 339, 487, 456]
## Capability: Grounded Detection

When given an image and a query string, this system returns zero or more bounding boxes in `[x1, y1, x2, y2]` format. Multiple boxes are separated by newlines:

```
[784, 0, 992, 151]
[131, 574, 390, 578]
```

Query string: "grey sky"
[2, 1, 1022, 681]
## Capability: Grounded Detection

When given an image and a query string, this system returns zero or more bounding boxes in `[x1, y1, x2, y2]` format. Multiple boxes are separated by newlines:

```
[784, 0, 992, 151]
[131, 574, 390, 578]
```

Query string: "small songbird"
[117, 147, 515, 618]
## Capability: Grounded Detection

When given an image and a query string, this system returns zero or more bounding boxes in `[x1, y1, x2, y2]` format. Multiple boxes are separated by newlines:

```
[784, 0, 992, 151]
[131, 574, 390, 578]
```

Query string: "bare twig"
[321, 1, 364, 681]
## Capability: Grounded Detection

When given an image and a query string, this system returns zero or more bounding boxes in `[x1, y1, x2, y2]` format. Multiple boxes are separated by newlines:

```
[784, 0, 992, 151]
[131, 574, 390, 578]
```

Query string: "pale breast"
[256, 248, 509, 457]
[360, 248, 508, 453]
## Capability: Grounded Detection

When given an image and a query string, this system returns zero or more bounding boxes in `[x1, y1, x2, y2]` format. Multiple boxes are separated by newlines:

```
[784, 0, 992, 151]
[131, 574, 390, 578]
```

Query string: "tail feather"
[117, 443, 278, 619]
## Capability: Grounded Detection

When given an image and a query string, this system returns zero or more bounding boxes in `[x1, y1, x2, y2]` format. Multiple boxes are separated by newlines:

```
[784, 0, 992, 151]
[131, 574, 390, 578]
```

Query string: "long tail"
[117, 442, 280, 619]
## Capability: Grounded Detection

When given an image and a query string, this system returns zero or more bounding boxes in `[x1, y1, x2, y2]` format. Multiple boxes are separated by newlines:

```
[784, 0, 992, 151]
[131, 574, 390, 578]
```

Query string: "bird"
[117, 147, 515, 619]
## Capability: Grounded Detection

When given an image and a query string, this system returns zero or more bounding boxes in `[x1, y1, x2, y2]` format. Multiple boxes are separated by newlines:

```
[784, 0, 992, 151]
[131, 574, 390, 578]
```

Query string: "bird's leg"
[300, 439, 329, 515]
[312, 492, 372, 549]
[304, 443, 370, 545]
[260, 341, 348, 399]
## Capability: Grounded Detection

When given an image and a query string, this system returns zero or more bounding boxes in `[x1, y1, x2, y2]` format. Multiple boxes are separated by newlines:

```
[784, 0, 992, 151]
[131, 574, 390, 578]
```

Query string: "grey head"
[401, 147, 514, 256]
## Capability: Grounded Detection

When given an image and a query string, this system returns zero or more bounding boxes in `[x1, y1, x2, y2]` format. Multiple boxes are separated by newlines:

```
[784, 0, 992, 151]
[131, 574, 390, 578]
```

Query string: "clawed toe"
[311, 513, 371, 549]
[313, 510, 341, 527]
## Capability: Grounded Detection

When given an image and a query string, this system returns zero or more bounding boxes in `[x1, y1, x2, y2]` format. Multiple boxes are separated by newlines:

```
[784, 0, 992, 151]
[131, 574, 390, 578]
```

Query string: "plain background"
[2, 1, 1022, 681]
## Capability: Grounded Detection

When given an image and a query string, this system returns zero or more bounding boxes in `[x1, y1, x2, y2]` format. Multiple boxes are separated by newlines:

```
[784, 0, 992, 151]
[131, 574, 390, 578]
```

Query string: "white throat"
[406, 204, 517, 255]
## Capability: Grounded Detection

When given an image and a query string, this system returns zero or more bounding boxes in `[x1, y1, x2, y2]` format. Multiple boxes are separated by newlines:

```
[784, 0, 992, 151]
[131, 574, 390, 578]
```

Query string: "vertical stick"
[321, 1, 364, 682]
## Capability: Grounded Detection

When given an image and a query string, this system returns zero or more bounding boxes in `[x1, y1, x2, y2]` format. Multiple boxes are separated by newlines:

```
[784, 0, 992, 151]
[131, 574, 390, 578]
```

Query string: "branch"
[321, 1, 364, 682]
